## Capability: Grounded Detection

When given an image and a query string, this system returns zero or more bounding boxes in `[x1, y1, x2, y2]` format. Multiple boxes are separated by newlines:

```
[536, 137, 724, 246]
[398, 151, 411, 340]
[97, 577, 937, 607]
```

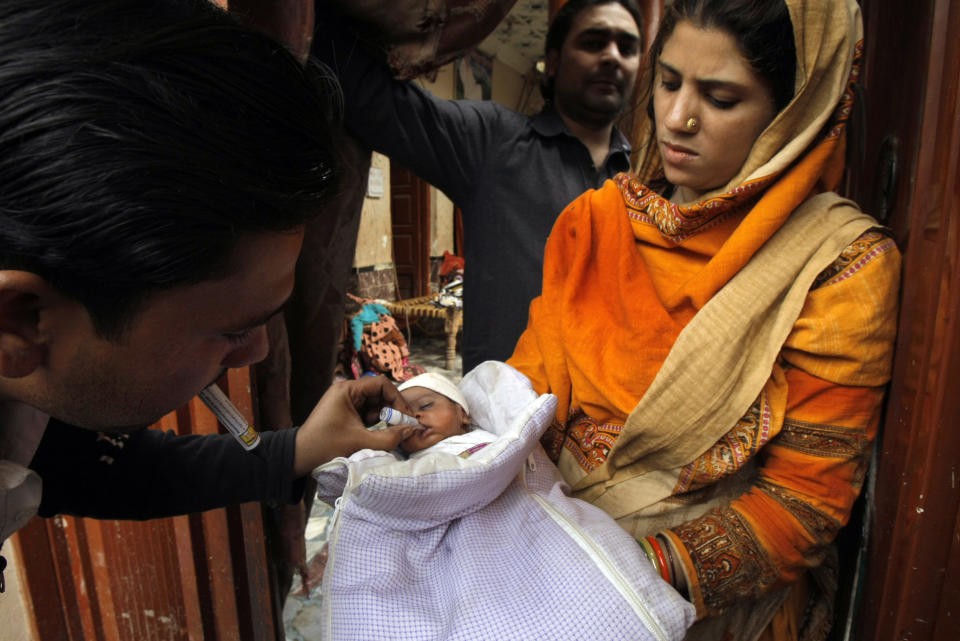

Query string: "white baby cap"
[398, 372, 470, 415]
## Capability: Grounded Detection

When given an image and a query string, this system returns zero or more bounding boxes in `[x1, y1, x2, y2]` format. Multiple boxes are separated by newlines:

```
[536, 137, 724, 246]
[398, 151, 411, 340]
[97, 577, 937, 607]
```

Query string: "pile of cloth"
[344, 295, 421, 381]
[433, 250, 463, 309]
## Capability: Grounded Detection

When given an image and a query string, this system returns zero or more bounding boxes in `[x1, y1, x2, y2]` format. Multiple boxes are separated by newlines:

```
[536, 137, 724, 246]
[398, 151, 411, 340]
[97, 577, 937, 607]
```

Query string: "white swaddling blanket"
[312, 361, 695, 641]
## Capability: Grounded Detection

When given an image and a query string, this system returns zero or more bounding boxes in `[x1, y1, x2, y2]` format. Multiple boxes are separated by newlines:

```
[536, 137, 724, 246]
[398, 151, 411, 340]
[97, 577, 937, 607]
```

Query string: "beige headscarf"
[632, 0, 862, 204]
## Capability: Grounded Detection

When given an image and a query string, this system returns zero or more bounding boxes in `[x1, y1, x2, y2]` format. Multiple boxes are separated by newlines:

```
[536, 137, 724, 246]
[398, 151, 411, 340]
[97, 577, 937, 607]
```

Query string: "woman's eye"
[708, 95, 739, 110]
[224, 328, 256, 346]
[659, 79, 680, 92]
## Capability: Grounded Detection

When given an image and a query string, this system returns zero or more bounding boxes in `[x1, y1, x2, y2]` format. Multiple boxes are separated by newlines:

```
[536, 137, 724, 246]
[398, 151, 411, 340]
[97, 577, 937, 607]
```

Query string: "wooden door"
[845, 0, 960, 638]
[390, 163, 431, 300]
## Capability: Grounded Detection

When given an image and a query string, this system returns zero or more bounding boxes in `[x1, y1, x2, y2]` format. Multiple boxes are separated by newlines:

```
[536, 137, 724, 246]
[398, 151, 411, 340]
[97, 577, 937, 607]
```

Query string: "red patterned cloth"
[359, 314, 409, 381]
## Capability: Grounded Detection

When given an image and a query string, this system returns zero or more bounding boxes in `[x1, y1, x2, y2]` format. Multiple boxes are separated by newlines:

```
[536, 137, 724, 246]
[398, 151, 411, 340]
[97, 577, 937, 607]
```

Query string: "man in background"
[313, 0, 644, 371]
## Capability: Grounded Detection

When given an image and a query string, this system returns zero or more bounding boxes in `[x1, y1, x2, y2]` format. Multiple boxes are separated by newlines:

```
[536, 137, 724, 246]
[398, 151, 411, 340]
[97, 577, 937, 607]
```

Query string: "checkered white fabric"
[313, 362, 695, 640]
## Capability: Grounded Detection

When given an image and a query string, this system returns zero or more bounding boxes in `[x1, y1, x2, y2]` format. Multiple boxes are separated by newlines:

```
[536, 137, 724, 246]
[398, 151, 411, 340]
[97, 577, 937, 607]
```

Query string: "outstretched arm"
[312, 11, 500, 202]
[32, 375, 415, 520]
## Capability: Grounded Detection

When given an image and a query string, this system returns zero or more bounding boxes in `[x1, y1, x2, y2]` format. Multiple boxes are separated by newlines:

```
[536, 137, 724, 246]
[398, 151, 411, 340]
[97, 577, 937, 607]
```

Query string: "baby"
[395, 372, 495, 458]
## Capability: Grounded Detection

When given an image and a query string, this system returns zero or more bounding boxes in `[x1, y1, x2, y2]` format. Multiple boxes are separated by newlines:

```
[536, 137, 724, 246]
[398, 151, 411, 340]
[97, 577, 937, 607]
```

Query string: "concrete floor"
[282, 332, 461, 640]
[398, 327, 464, 383]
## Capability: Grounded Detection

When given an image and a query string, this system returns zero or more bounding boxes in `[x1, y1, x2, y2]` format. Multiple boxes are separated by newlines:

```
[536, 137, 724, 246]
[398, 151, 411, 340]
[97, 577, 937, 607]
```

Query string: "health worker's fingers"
[292, 377, 413, 476]
[348, 374, 413, 424]
[357, 423, 415, 453]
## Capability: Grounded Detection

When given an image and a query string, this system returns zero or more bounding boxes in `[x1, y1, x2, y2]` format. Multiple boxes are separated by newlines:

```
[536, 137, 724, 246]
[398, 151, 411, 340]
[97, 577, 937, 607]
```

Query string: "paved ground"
[397, 325, 465, 384]
[283, 332, 461, 640]
[282, 500, 333, 641]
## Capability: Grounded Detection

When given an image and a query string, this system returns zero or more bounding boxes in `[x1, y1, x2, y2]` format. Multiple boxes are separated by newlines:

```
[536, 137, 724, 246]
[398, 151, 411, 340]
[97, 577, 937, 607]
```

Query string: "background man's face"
[548, 3, 641, 128]
[28, 230, 304, 431]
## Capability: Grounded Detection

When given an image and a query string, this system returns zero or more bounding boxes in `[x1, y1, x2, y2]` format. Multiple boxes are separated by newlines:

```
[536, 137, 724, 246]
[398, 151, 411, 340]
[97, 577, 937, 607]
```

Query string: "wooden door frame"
[848, 0, 960, 638]
[409, 172, 432, 298]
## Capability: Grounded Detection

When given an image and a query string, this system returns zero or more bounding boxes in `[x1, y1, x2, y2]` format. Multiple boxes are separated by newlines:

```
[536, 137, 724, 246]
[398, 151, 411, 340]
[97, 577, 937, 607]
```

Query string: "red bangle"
[646, 536, 671, 583]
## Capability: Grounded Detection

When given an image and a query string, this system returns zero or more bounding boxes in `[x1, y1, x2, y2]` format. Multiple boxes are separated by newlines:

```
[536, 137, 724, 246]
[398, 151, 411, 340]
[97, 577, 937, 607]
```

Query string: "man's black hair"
[540, 0, 644, 101]
[0, 0, 342, 338]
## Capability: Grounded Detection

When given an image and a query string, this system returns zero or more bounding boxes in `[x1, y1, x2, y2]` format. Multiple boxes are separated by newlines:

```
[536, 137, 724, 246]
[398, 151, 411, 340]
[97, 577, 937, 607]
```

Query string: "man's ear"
[0, 271, 51, 378]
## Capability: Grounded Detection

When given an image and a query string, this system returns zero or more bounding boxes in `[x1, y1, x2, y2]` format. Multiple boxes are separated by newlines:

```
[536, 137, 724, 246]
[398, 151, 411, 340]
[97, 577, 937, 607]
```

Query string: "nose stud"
[685, 117, 699, 132]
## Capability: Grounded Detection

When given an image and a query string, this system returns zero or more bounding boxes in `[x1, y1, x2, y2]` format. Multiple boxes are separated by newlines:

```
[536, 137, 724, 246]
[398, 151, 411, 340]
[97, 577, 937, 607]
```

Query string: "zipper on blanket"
[323, 495, 346, 641]
[521, 468, 670, 641]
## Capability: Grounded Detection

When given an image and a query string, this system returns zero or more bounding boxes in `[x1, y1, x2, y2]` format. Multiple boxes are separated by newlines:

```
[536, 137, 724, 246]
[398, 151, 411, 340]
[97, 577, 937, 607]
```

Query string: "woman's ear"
[544, 49, 560, 82]
[0, 271, 50, 378]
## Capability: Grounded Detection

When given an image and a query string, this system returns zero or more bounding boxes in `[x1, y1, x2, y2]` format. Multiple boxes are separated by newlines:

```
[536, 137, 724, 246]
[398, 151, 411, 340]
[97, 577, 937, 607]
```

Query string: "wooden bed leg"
[444, 308, 461, 370]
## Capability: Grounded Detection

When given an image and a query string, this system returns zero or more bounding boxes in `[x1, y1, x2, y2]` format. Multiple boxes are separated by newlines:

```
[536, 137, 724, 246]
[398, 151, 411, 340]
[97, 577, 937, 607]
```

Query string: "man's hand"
[292, 375, 414, 476]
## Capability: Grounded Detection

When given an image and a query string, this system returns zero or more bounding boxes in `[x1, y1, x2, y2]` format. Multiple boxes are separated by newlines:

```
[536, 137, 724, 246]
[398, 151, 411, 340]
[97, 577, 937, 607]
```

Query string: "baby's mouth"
[406, 425, 431, 439]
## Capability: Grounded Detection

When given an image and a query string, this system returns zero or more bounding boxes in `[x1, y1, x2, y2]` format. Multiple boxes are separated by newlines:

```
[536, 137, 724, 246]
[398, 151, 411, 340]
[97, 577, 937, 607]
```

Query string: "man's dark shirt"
[31, 419, 303, 520]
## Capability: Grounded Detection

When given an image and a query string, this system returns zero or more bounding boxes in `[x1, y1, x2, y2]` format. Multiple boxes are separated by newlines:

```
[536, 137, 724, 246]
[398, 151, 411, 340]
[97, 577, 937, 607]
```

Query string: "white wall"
[352, 152, 393, 268]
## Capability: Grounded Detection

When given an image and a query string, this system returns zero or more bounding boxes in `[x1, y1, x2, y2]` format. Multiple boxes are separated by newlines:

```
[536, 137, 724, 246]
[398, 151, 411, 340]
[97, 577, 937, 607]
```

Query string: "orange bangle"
[646, 536, 671, 583]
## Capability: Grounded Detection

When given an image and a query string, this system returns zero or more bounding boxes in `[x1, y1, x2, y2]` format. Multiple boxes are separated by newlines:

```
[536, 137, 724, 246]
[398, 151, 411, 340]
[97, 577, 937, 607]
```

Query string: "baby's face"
[399, 387, 469, 454]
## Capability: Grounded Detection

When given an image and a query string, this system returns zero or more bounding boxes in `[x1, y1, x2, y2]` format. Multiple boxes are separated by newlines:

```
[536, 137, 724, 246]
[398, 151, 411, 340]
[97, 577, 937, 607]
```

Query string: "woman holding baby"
[509, 0, 899, 639]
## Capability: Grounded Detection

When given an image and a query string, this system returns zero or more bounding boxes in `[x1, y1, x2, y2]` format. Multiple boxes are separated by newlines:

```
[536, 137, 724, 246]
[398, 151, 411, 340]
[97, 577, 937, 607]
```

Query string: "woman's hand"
[292, 375, 414, 476]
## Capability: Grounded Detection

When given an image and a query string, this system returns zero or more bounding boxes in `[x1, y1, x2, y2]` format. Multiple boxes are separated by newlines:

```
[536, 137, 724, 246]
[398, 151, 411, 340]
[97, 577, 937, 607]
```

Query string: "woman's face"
[653, 21, 778, 204]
